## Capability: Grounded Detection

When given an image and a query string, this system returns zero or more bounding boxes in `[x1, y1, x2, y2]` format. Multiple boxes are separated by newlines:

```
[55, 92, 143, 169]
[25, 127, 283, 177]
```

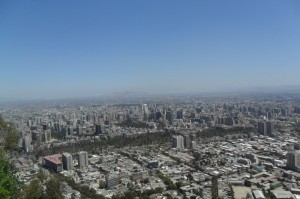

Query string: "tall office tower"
[286, 107, 291, 116]
[23, 136, 32, 153]
[105, 173, 120, 189]
[95, 124, 102, 135]
[225, 117, 235, 126]
[267, 121, 274, 135]
[32, 131, 42, 146]
[27, 120, 32, 127]
[172, 135, 184, 149]
[184, 134, 191, 149]
[42, 124, 48, 131]
[287, 151, 300, 172]
[78, 151, 88, 170]
[142, 104, 149, 113]
[191, 141, 197, 149]
[67, 126, 73, 136]
[166, 110, 174, 125]
[258, 122, 267, 135]
[86, 114, 91, 122]
[35, 117, 42, 125]
[54, 123, 61, 132]
[281, 107, 290, 117]
[281, 108, 287, 117]
[142, 104, 149, 121]
[177, 110, 183, 119]
[295, 107, 300, 114]
[94, 115, 98, 123]
[62, 153, 73, 171]
[43, 130, 51, 142]
[76, 126, 82, 135]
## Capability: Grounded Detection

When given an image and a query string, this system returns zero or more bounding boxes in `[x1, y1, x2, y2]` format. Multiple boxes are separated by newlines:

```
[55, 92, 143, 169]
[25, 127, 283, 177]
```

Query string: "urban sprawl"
[2, 93, 300, 199]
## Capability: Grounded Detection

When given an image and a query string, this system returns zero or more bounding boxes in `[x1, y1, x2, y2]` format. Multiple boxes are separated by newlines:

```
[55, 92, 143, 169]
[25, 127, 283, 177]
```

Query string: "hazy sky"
[1, 1, 300, 99]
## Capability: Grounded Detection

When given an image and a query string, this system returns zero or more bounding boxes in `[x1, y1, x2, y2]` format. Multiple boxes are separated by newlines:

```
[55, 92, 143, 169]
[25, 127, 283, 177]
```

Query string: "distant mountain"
[233, 85, 300, 93]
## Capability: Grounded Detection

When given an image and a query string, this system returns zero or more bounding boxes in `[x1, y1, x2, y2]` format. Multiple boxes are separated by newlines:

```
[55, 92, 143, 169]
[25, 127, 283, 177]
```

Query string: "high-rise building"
[172, 135, 184, 149]
[191, 141, 197, 149]
[295, 107, 300, 114]
[32, 131, 42, 146]
[225, 117, 235, 126]
[95, 124, 102, 135]
[43, 130, 51, 142]
[42, 124, 48, 131]
[258, 122, 267, 135]
[105, 173, 120, 189]
[287, 151, 300, 172]
[267, 121, 274, 135]
[76, 126, 82, 135]
[67, 126, 73, 136]
[142, 104, 148, 114]
[177, 110, 183, 119]
[23, 136, 32, 153]
[142, 104, 149, 121]
[166, 110, 174, 125]
[281, 107, 290, 117]
[62, 153, 73, 171]
[184, 134, 191, 149]
[78, 151, 88, 170]
[43, 154, 63, 173]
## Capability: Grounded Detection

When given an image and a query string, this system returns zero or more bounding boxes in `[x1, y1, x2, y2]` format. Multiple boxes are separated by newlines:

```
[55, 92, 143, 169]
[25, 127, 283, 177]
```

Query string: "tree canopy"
[0, 115, 19, 198]
[0, 148, 18, 199]
[0, 115, 20, 151]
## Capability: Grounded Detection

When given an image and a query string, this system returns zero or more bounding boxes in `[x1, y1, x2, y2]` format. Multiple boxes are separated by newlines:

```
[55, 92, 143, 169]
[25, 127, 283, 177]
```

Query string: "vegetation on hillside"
[0, 115, 19, 199]
[0, 115, 20, 151]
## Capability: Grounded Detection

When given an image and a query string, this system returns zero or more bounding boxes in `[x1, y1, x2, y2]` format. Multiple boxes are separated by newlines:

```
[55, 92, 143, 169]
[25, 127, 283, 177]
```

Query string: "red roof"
[44, 154, 62, 165]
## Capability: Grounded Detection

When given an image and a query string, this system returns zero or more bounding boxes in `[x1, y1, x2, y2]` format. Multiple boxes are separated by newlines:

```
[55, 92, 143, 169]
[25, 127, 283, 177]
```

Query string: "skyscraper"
[286, 151, 300, 172]
[142, 104, 149, 121]
[258, 122, 267, 135]
[78, 151, 88, 170]
[184, 134, 191, 149]
[62, 153, 73, 171]
[105, 173, 120, 189]
[95, 124, 102, 135]
[177, 110, 183, 119]
[267, 121, 274, 135]
[172, 135, 184, 149]
[166, 110, 174, 125]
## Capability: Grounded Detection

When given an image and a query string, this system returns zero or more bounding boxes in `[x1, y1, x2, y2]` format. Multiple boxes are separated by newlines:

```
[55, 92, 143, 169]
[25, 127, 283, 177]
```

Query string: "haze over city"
[1, 0, 300, 99]
[3, 1, 300, 199]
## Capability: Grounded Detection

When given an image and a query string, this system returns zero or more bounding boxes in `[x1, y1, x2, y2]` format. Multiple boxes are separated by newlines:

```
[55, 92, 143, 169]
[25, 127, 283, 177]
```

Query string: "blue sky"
[0, 0, 300, 99]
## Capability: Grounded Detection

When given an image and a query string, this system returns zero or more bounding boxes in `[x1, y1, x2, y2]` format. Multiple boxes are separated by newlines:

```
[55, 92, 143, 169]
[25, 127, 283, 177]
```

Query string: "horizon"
[1, 84, 300, 102]
[1, 0, 300, 99]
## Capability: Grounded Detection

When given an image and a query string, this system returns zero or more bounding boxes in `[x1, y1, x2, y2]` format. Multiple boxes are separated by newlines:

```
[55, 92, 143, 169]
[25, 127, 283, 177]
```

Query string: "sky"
[0, 0, 300, 99]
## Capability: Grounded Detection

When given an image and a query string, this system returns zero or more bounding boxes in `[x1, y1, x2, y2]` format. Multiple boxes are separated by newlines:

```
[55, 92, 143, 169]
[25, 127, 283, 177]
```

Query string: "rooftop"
[44, 154, 62, 165]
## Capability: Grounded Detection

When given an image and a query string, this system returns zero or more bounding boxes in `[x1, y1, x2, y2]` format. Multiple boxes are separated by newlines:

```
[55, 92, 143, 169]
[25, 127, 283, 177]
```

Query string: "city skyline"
[1, 0, 300, 99]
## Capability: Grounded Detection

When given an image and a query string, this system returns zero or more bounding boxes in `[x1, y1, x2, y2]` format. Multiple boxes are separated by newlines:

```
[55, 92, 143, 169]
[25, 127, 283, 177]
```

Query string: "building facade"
[62, 153, 73, 171]
[78, 151, 88, 170]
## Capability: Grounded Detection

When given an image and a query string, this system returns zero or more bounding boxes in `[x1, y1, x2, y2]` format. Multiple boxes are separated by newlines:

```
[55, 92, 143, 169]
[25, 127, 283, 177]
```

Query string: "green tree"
[0, 115, 20, 151]
[20, 179, 44, 199]
[4, 127, 20, 151]
[45, 176, 63, 199]
[187, 173, 194, 181]
[0, 151, 18, 198]
[37, 168, 47, 183]
[99, 180, 106, 189]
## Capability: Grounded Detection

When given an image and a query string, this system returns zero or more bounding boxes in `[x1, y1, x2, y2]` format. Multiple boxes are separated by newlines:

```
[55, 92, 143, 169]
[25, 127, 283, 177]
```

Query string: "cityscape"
[1, 93, 300, 198]
[1, 1, 300, 199]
